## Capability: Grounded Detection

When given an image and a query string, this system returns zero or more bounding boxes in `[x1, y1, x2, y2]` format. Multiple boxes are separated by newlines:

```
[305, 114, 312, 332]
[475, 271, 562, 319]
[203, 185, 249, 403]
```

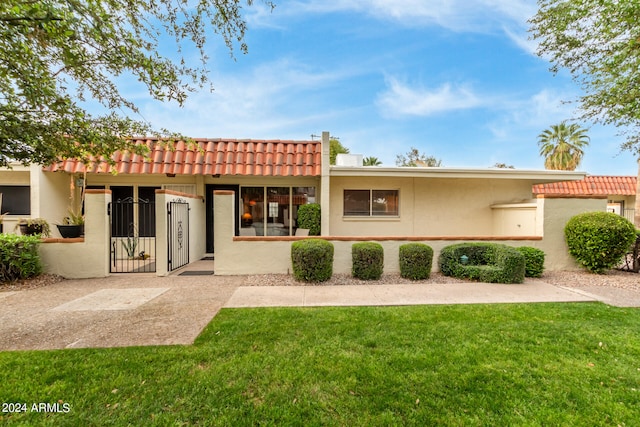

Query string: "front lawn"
[1, 303, 639, 425]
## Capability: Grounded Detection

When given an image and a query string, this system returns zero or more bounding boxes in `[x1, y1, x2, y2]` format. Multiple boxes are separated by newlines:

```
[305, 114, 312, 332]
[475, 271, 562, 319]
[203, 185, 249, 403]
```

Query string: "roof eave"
[329, 166, 587, 183]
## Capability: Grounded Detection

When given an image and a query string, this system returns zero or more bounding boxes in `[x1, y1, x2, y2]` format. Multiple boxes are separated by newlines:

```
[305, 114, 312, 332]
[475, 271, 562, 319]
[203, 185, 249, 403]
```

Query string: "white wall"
[39, 190, 111, 278]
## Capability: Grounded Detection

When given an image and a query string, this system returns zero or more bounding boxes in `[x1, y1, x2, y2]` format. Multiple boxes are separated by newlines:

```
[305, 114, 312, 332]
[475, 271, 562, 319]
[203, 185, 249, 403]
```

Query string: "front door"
[205, 184, 239, 253]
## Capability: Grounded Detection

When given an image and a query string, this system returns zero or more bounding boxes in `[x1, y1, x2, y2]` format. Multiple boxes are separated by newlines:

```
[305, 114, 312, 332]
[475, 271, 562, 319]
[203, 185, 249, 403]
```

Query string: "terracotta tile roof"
[43, 138, 322, 176]
[533, 175, 636, 196]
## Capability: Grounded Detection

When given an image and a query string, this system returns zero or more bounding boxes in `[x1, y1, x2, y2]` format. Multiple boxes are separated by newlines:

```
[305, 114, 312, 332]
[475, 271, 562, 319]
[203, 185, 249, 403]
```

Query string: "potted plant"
[17, 218, 51, 237]
[56, 209, 85, 238]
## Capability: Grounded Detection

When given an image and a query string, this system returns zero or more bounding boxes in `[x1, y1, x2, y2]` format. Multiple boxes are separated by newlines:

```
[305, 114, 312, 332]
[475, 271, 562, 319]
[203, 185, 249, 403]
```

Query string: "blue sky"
[130, 0, 637, 175]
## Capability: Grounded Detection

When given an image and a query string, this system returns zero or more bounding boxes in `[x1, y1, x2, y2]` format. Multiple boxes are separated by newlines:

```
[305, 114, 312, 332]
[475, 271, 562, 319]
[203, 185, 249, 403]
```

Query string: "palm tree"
[362, 156, 382, 166]
[537, 122, 590, 170]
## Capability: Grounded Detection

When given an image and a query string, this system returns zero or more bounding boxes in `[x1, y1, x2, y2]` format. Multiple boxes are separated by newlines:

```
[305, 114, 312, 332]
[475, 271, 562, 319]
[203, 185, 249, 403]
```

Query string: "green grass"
[2, 303, 640, 425]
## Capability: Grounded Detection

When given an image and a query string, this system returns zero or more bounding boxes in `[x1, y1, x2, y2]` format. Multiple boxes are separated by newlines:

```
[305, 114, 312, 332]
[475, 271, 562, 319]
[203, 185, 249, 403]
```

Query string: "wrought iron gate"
[109, 198, 156, 273]
[167, 200, 190, 272]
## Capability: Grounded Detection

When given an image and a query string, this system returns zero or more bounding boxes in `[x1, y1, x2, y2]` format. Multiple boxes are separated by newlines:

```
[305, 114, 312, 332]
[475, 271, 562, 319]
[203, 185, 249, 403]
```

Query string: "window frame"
[0, 185, 31, 215]
[343, 189, 399, 217]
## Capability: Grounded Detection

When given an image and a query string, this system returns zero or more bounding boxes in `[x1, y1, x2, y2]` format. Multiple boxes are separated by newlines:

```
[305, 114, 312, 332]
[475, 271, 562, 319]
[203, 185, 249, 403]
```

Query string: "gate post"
[86, 189, 112, 277]
[155, 191, 170, 276]
[213, 190, 235, 275]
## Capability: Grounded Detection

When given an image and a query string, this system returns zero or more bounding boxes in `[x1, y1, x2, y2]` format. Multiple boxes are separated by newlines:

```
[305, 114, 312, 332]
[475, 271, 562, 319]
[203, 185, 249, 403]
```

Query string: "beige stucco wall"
[329, 176, 535, 236]
[30, 166, 70, 231]
[214, 191, 609, 275]
[491, 201, 538, 236]
[39, 190, 111, 278]
[536, 196, 607, 271]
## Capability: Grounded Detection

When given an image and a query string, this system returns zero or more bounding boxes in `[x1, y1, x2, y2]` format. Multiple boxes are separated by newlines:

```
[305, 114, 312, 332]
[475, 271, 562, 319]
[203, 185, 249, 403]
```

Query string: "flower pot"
[20, 223, 45, 236]
[56, 224, 83, 238]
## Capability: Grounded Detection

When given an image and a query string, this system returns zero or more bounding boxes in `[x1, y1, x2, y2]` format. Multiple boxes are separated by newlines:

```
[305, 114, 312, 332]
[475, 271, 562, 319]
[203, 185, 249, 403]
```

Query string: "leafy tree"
[363, 156, 382, 166]
[396, 147, 442, 167]
[530, 1, 640, 224]
[329, 139, 349, 165]
[530, 1, 640, 151]
[537, 122, 589, 171]
[492, 163, 515, 169]
[0, 0, 273, 167]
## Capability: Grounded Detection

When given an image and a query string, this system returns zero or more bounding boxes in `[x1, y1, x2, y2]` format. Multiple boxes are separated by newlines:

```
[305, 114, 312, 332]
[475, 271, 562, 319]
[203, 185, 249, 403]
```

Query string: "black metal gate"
[109, 198, 156, 273]
[168, 200, 190, 272]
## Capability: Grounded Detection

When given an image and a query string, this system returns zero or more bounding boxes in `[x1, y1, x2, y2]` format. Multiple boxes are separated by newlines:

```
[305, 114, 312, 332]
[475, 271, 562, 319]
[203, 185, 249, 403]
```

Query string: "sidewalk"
[0, 274, 605, 351]
[225, 280, 598, 308]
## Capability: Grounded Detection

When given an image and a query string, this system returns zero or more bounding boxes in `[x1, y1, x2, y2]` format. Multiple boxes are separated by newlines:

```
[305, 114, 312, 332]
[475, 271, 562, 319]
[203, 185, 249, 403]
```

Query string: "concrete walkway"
[0, 271, 606, 351]
[225, 280, 597, 308]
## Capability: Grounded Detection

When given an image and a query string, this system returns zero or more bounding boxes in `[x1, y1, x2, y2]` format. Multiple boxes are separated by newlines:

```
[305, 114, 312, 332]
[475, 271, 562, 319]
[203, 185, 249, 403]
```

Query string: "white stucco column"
[320, 131, 331, 236]
[213, 190, 235, 274]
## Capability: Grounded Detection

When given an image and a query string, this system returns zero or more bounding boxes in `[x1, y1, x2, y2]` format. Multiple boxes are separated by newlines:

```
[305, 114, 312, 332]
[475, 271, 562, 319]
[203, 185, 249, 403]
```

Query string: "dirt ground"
[1, 268, 639, 351]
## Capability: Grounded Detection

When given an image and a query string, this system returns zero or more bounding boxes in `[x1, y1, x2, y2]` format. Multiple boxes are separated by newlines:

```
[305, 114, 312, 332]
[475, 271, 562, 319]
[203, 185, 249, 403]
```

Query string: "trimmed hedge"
[565, 211, 636, 274]
[516, 246, 545, 278]
[0, 234, 43, 282]
[438, 242, 525, 284]
[291, 238, 333, 282]
[399, 243, 433, 280]
[352, 242, 384, 280]
[297, 203, 321, 236]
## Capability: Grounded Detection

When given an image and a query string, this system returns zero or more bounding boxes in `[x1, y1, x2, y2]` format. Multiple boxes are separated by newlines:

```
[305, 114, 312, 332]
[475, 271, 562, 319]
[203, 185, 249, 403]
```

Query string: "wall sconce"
[460, 255, 469, 265]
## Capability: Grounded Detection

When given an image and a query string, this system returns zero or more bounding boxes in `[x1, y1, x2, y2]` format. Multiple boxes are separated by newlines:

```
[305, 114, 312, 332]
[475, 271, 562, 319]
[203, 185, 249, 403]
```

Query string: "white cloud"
[376, 78, 484, 117]
[485, 88, 580, 143]
[275, 0, 535, 32]
[138, 59, 350, 138]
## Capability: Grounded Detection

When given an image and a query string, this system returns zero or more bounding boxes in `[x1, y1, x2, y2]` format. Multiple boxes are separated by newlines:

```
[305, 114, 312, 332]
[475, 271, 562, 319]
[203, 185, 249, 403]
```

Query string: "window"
[0, 186, 30, 215]
[344, 189, 399, 216]
[239, 186, 316, 236]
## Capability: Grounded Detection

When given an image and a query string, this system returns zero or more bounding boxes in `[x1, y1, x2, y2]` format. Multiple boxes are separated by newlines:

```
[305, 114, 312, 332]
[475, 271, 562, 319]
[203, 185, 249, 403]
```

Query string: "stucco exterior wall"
[213, 191, 609, 275]
[536, 196, 607, 271]
[39, 190, 111, 278]
[491, 201, 538, 236]
[329, 176, 534, 236]
[30, 166, 70, 229]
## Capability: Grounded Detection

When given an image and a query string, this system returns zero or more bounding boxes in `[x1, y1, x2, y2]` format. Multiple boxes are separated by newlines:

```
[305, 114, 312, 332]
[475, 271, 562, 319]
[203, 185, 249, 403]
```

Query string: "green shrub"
[0, 234, 43, 282]
[438, 243, 525, 284]
[564, 211, 637, 273]
[516, 247, 545, 278]
[297, 203, 321, 236]
[352, 242, 384, 280]
[291, 238, 333, 282]
[399, 243, 434, 280]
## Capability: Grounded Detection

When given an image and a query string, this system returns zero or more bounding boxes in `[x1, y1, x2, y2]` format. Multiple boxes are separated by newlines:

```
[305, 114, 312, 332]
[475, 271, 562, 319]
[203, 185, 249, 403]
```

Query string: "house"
[0, 132, 606, 278]
[533, 175, 636, 222]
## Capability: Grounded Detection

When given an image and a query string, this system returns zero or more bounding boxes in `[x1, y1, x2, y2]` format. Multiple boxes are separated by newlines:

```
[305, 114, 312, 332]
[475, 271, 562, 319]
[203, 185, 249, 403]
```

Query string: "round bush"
[291, 239, 333, 282]
[564, 211, 636, 274]
[516, 247, 545, 278]
[438, 242, 525, 284]
[0, 234, 43, 282]
[352, 242, 384, 280]
[296, 203, 321, 236]
[399, 243, 433, 280]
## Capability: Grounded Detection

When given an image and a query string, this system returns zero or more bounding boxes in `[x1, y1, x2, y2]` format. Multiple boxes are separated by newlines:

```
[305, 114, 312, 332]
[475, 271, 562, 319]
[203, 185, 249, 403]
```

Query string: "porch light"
[460, 255, 469, 265]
